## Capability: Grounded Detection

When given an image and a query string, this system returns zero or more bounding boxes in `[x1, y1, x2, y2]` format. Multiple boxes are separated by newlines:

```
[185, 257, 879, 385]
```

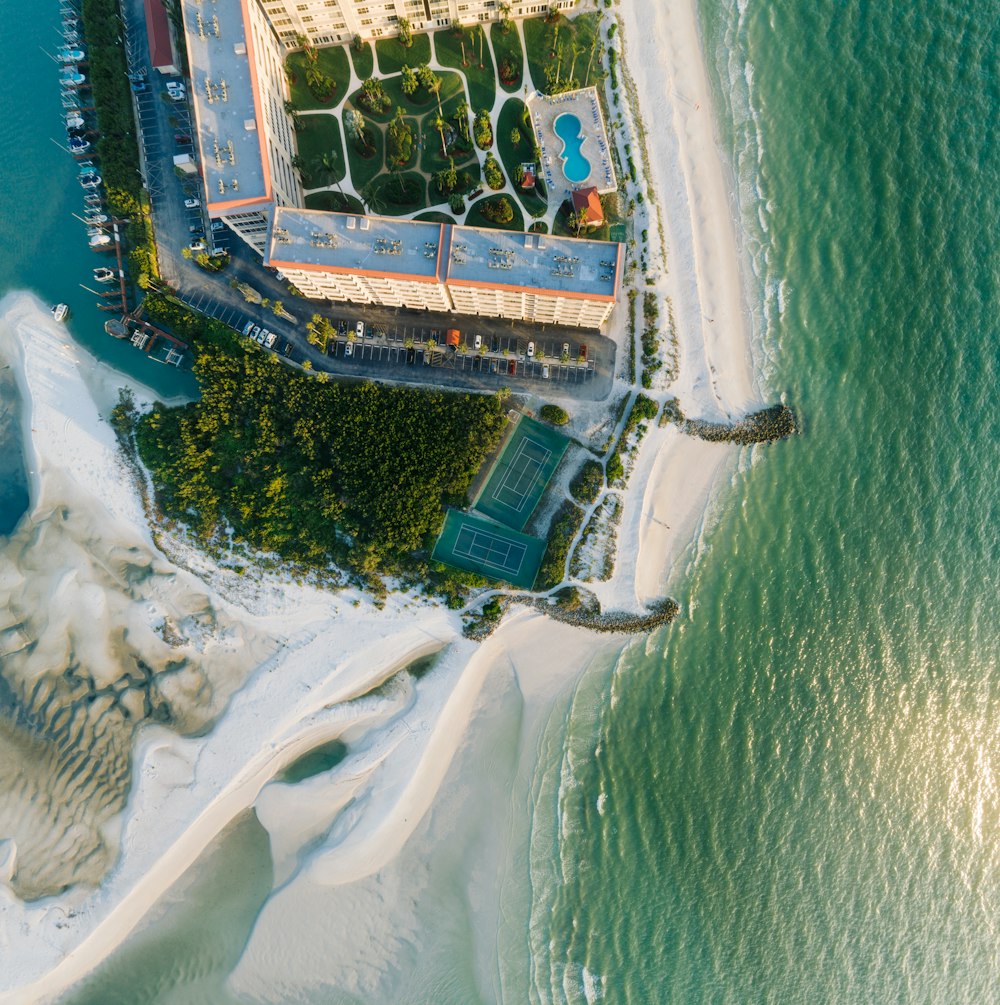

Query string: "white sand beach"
[0, 0, 765, 997]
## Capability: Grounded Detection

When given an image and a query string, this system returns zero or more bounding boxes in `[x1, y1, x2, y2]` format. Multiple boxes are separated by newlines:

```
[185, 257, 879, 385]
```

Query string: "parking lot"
[324, 321, 597, 386]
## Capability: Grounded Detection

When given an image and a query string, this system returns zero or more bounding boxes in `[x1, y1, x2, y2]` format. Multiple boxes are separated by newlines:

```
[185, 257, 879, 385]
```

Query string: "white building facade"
[259, 0, 578, 48]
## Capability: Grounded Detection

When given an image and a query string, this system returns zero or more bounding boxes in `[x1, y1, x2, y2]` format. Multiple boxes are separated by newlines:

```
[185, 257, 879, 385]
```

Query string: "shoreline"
[0, 0, 772, 995]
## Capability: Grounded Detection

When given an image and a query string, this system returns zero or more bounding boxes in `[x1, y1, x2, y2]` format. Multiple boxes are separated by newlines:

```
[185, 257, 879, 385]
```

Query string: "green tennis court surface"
[432, 510, 545, 589]
[473, 416, 569, 531]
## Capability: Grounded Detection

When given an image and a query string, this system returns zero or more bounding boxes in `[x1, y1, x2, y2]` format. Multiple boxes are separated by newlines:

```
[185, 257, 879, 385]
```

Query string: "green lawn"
[345, 126, 384, 191]
[414, 211, 457, 224]
[496, 97, 547, 218]
[305, 190, 365, 214]
[433, 27, 495, 112]
[294, 114, 346, 186]
[375, 32, 432, 75]
[348, 70, 463, 125]
[419, 90, 479, 176]
[366, 171, 427, 216]
[286, 47, 351, 111]
[552, 198, 611, 242]
[466, 195, 525, 233]
[524, 13, 604, 94]
[490, 22, 524, 94]
[350, 41, 374, 79]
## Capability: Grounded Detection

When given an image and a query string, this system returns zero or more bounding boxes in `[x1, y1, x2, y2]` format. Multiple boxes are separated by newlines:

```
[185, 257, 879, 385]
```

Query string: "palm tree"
[455, 99, 470, 141]
[433, 114, 448, 158]
[584, 38, 602, 87]
[478, 25, 485, 68]
[360, 182, 386, 214]
[427, 73, 444, 117]
[568, 43, 583, 86]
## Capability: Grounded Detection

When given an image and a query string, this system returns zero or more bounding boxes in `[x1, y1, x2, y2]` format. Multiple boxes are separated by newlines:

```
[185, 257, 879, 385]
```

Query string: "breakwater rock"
[683, 403, 798, 444]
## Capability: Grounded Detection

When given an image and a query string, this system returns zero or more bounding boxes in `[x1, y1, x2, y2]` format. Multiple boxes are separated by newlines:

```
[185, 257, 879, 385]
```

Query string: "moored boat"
[51, 303, 69, 322]
[93, 266, 117, 283]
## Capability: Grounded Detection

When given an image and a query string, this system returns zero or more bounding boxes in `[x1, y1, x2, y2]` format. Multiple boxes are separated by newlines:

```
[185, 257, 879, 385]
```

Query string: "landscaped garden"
[524, 11, 604, 96]
[490, 20, 524, 94]
[433, 24, 495, 111]
[280, 12, 614, 232]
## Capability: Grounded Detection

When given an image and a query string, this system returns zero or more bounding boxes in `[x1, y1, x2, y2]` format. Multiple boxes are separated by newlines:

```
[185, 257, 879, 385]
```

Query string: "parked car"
[508, 359, 516, 375]
[355, 320, 365, 339]
[562, 342, 570, 357]
[344, 342, 354, 357]
[130, 80, 146, 93]
[211, 220, 225, 231]
[406, 347, 416, 364]
[250, 326, 261, 341]
[474, 334, 482, 350]
[527, 341, 535, 359]
[189, 239, 206, 252]
[489, 359, 498, 373]
[264, 332, 277, 349]
[337, 319, 348, 335]
[579, 344, 588, 362]
[184, 197, 200, 209]
[542, 364, 550, 379]
[491, 336, 499, 352]
[242, 320, 255, 336]
[256, 328, 268, 344]
[174, 133, 192, 144]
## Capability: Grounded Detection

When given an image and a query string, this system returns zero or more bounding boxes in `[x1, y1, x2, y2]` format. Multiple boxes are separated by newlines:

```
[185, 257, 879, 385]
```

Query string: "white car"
[474, 334, 482, 350]
[242, 320, 255, 336]
[184, 197, 200, 209]
[256, 328, 268, 344]
[527, 341, 535, 359]
[562, 342, 570, 357]
[542, 364, 550, 379]
[264, 332, 277, 349]
[344, 342, 354, 357]
[355, 321, 365, 339]
[250, 325, 261, 341]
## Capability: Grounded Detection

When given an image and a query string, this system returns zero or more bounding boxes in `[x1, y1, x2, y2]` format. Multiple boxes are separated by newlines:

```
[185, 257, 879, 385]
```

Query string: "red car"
[507, 359, 516, 375]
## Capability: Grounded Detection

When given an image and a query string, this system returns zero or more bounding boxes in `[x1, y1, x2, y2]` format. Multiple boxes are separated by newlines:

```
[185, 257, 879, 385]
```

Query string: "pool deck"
[528, 87, 617, 201]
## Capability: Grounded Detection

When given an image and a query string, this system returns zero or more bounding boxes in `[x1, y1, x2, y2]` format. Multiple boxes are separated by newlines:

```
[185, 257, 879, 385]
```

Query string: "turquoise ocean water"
[2, 0, 999, 1000]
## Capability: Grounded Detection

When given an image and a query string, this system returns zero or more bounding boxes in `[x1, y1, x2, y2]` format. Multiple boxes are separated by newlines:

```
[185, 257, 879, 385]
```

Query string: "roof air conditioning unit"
[244, 118, 256, 131]
[234, 42, 247, 55]
[359, 218, 371, 231]
[346, 217, 356, 229]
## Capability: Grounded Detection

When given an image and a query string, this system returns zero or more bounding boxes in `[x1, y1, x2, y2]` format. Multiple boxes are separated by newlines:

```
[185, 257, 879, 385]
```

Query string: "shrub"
[483, 152, 505, 190]
[536, 501, 585, 589]
[480, 196, 514, 224]
[474, 108, 493, 150]
[569, 459, 604, 506]
[449, 193, 465, 214]
[359, 77, 391, 113]
[539, 403, 569, 425]
[398, 17, 413, 47]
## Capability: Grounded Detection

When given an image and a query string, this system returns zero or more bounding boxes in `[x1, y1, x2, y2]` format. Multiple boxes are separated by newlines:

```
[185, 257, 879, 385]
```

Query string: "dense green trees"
[134, 344, 507, 580]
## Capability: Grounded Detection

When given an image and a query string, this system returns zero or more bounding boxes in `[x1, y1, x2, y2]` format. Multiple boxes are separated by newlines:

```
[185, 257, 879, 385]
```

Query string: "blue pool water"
[554, 113, 591, 184]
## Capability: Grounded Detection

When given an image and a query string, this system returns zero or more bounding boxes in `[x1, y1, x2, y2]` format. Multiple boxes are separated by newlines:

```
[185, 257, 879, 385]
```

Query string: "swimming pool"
[554, 113, 591, 184]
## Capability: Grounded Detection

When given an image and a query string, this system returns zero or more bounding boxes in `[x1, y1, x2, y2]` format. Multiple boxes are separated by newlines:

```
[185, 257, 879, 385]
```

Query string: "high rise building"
[178, 0, 621, 328]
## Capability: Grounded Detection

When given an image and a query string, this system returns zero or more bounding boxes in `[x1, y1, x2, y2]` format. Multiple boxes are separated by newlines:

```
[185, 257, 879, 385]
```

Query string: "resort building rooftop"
[267, 207, 447, 282]
[446, 226, 621, 301]
[181, 0, 268, 209]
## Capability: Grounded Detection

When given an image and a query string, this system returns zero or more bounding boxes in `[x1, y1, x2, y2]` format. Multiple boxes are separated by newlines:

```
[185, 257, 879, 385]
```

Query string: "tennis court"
[432, 510, 545, 589]
[474, 416, 569, 531]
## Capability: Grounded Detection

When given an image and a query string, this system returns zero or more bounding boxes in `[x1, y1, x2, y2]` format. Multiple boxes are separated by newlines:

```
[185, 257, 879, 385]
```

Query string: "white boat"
[89, 235, 113, 249]
[51, 304, 69, 322]
[93, 267, 117, 283]
[80, 175, 102, 188]
[58, 49, 85, 63]
[85, 213, 109, 224]
[66, 114, 85, 129]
